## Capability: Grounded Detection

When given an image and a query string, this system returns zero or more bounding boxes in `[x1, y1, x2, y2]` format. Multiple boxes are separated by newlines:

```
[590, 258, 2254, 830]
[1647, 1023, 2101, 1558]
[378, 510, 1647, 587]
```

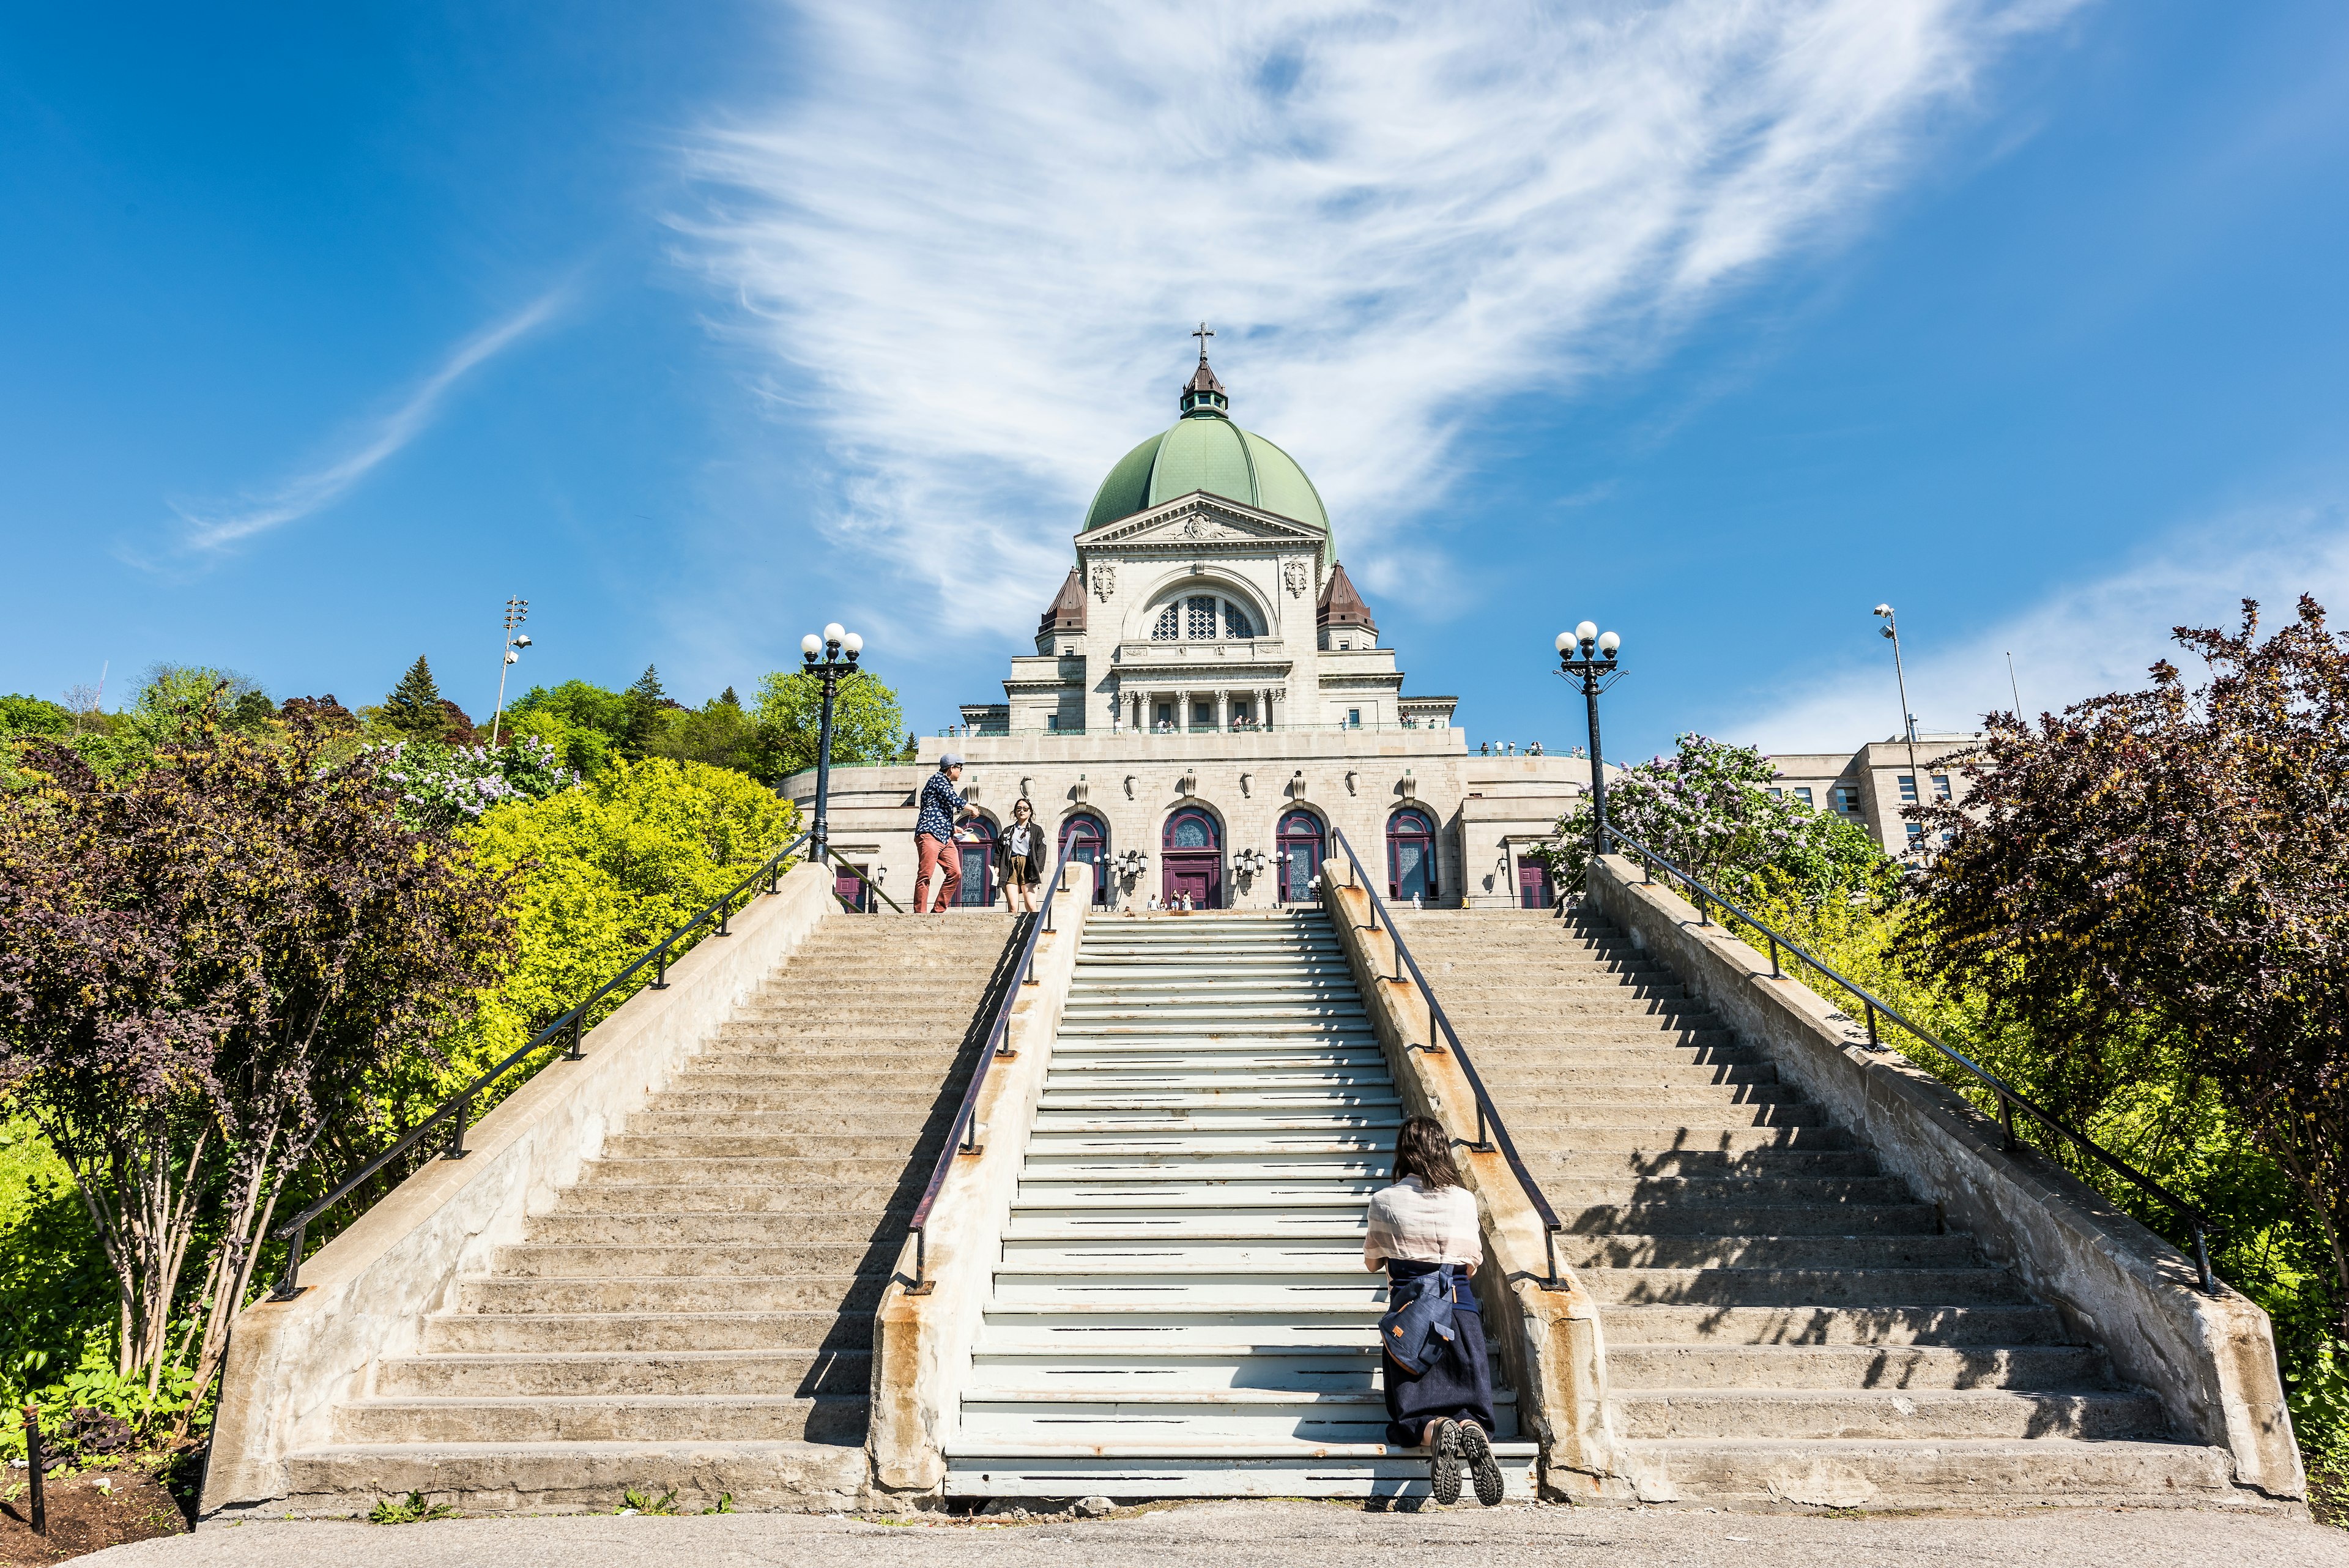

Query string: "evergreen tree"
[628, 665, 667, 705]
[719, 686, 740, 708]
[623, 665, 672, 757]
[383, 657, 445, 740]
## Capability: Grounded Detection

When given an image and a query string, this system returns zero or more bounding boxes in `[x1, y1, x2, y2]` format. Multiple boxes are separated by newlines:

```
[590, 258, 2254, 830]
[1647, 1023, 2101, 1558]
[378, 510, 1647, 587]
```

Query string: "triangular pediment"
[1078, 491, 1325, 552]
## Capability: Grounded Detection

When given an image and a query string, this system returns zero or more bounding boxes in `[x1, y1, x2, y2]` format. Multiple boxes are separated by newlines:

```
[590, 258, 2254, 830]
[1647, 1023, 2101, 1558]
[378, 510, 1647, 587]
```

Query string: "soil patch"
[0, 1460, 190, 1566]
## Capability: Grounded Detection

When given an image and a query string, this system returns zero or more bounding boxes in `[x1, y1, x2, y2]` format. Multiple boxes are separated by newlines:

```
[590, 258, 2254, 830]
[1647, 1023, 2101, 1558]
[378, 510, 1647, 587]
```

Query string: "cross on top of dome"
[1181, 321, 1228, 415]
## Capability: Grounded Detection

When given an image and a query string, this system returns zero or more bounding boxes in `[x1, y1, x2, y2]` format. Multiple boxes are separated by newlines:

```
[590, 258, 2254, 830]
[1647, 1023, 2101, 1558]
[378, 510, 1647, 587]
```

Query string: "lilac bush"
[367, 735, 577, 830]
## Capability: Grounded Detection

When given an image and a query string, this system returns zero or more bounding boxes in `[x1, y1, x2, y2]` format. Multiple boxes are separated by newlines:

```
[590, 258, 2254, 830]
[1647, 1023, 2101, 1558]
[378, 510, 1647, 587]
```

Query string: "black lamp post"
[1555, 620, 1624, 864]
[800, 622, 863, 866]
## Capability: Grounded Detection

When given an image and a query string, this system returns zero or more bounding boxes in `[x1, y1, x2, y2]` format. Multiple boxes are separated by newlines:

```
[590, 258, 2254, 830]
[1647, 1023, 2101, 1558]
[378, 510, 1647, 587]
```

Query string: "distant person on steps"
[1365, 1115, 1504, 1506]
[914, 754, 978, 913]
[997, 797, 1043, 915]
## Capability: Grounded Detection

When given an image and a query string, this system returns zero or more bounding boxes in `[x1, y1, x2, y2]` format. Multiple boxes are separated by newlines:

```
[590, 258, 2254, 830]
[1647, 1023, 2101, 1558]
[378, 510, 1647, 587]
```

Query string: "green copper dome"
[1082, 352, 1334, 562]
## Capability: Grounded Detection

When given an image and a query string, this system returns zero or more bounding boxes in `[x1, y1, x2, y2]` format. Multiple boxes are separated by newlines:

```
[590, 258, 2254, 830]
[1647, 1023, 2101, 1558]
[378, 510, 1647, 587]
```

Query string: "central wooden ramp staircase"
[943, 910, 1537, 1501]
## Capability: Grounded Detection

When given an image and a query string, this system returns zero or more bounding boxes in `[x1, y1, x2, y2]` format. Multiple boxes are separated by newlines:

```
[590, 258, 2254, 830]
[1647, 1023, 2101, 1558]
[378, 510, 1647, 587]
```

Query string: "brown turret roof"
[1316, 559, 1376, 634]
[1037, 565, 1086, 636]
[1185, 356, 1226, 397]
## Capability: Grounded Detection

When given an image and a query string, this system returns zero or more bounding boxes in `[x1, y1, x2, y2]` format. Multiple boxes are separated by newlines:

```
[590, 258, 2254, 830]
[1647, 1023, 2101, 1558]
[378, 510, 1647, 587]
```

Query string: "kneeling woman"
[1364, 1115, 1504, 1506]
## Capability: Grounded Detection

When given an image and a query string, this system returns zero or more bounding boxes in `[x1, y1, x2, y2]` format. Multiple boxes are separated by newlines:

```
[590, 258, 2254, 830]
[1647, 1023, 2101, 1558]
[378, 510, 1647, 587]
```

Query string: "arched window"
[1059, 812, 1110, 906]
[956, 816, 997, 908]
[1145, 592, 1262, 643]
[1164, 808, 1220, 851]
[1387, 806, 1438, 902]
[1277, 809, 1324, 904]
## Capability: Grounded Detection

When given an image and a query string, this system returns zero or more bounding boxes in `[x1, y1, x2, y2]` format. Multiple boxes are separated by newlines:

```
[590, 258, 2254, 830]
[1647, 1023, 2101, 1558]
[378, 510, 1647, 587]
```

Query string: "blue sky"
[5, 2, 2347, 761]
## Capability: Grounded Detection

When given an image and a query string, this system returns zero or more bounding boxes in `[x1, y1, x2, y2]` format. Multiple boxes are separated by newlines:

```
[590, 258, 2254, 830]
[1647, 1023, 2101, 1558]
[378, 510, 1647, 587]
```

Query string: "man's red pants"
[915, 832, 961, 913]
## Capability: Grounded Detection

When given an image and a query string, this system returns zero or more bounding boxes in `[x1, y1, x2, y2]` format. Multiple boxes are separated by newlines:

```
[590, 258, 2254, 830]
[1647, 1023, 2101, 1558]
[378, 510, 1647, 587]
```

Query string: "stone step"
[1562, 1201, 1938, 1236]
[598, 1134, 947, 1161]
[452, 1273, 886, 1315]
[277, 1440, 870, 1517]
[579, 1156, 936, 1186]
[524, 1211, 908, 1247]
[1578, 1267, 2031, 1308]
[1614, 1386, 2167, 1441]
[1558, 1233, 1980, 1270]
[488, 1243, 891, 1279]
[423, 1310, 872, 1354]
[1507, 1104, 1838, 1131]
[334, 1394, 866, 1446]
[1548, 1173, 1915, 1206]
[1597, 1303, 2071, 1345]
[1617, 1436, 2236, 1509]
[1603, 1342, 2107, 1390]
[1531, 1148, 1881, 1178]
[554, 1182, 914, 1215]
[376, 1348, 872, 1399]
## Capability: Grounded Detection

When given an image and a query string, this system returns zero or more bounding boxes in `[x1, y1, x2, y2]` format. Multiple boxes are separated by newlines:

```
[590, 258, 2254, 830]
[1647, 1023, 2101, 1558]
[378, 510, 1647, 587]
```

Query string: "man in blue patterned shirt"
[915, 754, 977, 912]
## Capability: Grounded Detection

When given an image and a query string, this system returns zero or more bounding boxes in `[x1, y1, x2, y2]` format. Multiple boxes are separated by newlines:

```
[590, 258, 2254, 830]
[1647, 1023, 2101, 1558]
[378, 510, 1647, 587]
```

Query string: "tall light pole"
[1873, 604, 1924, 859]
[490, 596, 532, 746]
[800, 622, 863, 864]
[1555, 620, 1624, 866]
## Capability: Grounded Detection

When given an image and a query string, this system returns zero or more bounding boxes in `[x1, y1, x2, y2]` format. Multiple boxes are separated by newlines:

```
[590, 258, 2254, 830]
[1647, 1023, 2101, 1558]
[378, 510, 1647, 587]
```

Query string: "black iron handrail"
[1597, 825, 2220, 1296]
[904, 847, 1071, 1295]
[1326, 828, 1568, 1291]
[824, 845, 906, 913]
[266, 828, 816, 1299]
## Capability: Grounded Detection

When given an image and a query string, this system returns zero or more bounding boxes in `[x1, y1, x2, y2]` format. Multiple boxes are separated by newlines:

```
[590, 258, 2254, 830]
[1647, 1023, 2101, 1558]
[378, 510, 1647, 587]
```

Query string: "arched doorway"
[1276, 809, 1324, 904]
[1387, 806, 1438, 903]
[956, 816, 998, 908]
[1060, 812, 1110, 906]
[1162, 807, 1222, 908]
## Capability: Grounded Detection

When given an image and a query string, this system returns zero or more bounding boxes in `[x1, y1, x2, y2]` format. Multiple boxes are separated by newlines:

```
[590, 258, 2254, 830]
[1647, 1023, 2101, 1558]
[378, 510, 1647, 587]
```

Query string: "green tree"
[1545, 733, 1890, 901]
[624, 664, 682, 759]
[1903, 596, 2349, 1339]
[647, 694, 759, 774]
[507, 680, 634, 777]
[751, 667, 907, 781]
[0, 715, 514, 1433]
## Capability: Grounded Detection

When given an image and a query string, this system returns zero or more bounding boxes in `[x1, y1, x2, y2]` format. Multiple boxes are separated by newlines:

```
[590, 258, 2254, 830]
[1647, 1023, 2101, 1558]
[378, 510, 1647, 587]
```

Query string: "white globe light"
[1575, 620, 1598, 645]
[1554, 631, 1574, 653]
[1597, 630, 1620, 655]
[823, 622, 846, 645]
[800, 633, 822, 656]
[842, 632, 863, 656]
[1874, 603, 1893, 617]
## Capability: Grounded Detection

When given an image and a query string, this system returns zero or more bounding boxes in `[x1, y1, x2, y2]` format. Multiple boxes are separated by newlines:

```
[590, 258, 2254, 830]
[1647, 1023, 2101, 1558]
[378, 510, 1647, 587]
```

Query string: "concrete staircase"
[944, 910, 1537, 1501]
[1392, 907, 2239, 1510]
[281, 912, 1021, 1514]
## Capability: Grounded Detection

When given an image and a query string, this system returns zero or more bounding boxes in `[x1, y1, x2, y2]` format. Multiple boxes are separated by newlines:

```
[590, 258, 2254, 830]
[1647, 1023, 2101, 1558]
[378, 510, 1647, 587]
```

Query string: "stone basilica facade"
[785, 344, 1593, 911]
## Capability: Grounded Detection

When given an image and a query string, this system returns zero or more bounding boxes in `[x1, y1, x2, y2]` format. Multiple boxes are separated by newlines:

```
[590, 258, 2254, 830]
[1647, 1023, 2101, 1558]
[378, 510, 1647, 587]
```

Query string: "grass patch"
[366, 1492, 457, 1525]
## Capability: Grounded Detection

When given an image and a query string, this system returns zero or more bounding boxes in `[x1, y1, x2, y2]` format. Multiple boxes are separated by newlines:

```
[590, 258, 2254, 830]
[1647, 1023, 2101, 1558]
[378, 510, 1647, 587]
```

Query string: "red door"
[1516, 860, 1553, 909]
[1162, 808, 1222, 908]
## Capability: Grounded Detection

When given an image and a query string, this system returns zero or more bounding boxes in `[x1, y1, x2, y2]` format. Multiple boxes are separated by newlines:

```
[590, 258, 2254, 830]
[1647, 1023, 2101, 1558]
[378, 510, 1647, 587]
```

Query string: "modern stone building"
[1766, 733, 1984, 857]
[785, 343, 1599, 911]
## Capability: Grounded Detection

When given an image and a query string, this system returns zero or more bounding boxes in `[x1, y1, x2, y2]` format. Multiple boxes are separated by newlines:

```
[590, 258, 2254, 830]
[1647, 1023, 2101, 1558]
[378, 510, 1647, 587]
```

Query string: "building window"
[1898, 775, 1918, 803]
[1154, 700, 1174, 729]
[1346, 708, 1362, 729]
[1186, 595, 1218, 640]
[1932, 773, 1951, 799]
[1230, 698, 1253, 727]
[1835, 785, 1858, 813]
[1148, 593, 1264, 643]
[1045, 714, 1059, 732]
[1767, 786, 1783, 798]
[1151, 604, 1179, 641]
[1795, 786, 1814, 807]
[1388, 806, 1438, 901]
[1225, 602, 1255, 638]
[1191, 700, 1212, 729]
[1906, 822, 1926, 844]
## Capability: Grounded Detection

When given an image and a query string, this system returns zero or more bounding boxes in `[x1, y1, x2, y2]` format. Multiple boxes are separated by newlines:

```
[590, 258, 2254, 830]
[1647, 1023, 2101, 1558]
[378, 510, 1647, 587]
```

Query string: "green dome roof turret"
[1082, 330, 1334, 563]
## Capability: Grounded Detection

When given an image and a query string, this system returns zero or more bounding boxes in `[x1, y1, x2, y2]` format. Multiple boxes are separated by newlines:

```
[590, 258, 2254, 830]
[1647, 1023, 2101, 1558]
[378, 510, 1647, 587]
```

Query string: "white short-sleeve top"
[1364, 1175, 1480, 1267]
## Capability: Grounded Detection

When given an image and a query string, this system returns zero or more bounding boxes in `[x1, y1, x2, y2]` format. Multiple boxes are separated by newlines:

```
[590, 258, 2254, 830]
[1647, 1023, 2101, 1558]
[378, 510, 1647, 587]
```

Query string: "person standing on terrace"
[915, 754, 978, 912]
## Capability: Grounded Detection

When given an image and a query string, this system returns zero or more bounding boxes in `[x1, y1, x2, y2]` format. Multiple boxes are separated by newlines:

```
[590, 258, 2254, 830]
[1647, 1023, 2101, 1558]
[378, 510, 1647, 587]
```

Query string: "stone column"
[1215, 689, 1229, 732]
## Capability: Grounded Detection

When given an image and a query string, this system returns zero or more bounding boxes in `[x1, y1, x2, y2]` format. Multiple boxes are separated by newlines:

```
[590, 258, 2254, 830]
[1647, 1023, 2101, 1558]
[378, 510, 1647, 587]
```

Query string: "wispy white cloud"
[168, 290, 566, 553]
[679, 0, 2088, 635]
[1729, 501, 2349, 750]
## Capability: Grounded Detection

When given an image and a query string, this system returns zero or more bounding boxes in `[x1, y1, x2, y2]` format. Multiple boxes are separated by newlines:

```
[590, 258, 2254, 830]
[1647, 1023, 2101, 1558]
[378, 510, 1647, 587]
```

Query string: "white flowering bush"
[1543, 733, 1888, 902]
[368, 735, 578, 830]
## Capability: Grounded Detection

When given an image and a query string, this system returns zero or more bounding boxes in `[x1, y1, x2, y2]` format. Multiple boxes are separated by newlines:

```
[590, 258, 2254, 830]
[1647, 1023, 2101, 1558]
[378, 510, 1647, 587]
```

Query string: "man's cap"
[940, 753, 965, 768]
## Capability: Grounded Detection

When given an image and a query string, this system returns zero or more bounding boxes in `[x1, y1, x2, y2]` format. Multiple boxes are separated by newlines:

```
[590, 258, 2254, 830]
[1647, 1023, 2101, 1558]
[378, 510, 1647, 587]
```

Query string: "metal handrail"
[1326, 827, 1568, 1290]
[265, 828, 815, 1299]
[902, 847, 1071, 1295]
[1597, 825, 2221, 1296]
[824, 846, 907, 913]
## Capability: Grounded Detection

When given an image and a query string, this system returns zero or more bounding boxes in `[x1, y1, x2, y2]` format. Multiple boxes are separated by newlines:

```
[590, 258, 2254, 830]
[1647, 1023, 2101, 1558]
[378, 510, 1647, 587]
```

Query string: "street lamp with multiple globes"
[1556, 621, 1624, 864]
[489, 596, 533, 746]
[800, 622, 863, 866]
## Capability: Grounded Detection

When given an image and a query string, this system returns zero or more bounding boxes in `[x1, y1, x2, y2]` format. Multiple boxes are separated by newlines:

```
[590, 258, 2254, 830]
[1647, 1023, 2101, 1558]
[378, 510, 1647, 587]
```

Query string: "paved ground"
[84, 1500, 2347, 1568]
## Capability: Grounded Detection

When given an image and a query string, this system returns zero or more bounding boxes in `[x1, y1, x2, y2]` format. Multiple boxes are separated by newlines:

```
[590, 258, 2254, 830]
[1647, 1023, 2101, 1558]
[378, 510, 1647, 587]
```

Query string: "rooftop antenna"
[2006, 650, 2023, 719]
